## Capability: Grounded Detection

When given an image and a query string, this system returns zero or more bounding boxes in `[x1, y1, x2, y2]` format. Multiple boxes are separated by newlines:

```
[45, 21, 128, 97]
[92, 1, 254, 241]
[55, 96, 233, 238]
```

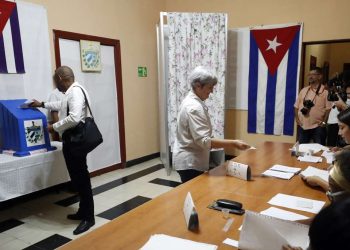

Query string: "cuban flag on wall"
[0, 0, 25, 73]
[248, 24, 302, 136]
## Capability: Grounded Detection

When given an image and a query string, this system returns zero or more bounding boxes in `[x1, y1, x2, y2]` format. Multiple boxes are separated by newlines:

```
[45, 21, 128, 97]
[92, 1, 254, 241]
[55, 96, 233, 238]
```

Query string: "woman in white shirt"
[173, 66, 250, 183]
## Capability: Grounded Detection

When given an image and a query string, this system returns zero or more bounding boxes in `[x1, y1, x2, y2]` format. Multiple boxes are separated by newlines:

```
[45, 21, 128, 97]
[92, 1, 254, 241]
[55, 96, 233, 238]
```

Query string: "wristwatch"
[41, 102, 45, 108]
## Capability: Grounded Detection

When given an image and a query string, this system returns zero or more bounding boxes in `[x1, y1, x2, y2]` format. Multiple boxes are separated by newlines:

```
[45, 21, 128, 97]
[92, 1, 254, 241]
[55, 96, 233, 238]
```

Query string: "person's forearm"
[318, 179, 330, 192]
[211, 138, 236, 149]
[294, 108, 300, 125]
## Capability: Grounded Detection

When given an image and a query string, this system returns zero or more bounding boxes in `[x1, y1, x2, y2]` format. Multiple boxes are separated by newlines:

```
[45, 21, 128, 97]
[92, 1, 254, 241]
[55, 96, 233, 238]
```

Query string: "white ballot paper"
[270, 164, 301, 173]
[223, 238, 239, 248]
[262, 170, 294, 180]
[298, 155, 322, 163]
[260, 207, 309, 221]
[268, 193, 325, 214]
[239, 210, 309, 250]
[227, 161, 250, 180]
[141, 234, 217, 250]
[298, 143, 328, 154]
[19, 99, 34, 108]
[300, 166, 329, 182]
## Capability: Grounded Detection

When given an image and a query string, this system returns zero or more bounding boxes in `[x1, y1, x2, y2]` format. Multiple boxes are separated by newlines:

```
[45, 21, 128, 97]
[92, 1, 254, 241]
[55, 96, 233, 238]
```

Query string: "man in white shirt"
[173, 66, 250, 183]
[31, 66, 94, 235]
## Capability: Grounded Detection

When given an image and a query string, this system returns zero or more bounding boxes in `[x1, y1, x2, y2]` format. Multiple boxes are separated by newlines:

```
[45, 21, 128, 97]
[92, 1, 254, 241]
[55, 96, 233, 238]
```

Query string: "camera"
[327, 73, 347, 102]
[300, 99, 314, 116]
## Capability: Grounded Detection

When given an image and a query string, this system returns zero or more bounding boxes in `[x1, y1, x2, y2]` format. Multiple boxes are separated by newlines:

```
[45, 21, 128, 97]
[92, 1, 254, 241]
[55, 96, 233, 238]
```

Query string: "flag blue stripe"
[248, 33, 259, 133]
[264, 72, 277, 134]
[0, 35, 8, 73]
[10, 5, 25, 73]
[283, 28, 300, 135]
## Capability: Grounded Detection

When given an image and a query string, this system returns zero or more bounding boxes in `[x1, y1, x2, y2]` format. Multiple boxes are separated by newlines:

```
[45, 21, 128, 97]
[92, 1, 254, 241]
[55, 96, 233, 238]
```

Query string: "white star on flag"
[266, 36, 282, 53]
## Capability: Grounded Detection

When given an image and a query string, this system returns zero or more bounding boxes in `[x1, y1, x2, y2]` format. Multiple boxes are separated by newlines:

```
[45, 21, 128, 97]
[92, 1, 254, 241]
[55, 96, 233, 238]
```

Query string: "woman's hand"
[330, 146, 342, 152]
[233, 140, 250, 150]
[302, 175, 323, 187]
[301, 175, 329, 191]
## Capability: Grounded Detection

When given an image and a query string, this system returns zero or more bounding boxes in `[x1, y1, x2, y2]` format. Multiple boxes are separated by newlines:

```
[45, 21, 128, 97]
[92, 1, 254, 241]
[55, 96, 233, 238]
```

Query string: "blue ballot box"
[0, 99, 56, 156]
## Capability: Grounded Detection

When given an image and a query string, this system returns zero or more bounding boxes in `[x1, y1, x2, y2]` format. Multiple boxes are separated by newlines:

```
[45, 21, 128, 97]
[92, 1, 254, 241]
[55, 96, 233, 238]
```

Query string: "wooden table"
[60, 142, 329, 250]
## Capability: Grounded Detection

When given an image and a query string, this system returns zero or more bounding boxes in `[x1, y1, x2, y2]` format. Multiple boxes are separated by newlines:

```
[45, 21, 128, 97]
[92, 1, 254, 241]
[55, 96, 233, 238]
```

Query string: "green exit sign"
[138, 66, 147, 77]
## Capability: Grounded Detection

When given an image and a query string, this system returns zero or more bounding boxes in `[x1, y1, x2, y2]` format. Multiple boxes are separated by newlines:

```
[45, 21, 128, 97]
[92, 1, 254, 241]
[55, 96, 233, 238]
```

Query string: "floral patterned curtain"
[167, 12, 227, 149]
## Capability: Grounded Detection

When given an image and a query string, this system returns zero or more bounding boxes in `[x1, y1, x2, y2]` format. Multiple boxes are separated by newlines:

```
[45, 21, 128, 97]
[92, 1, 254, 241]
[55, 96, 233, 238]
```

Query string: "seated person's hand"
[301, 175, 323, 187]
[282, 245, 303, 250]
[29, 99, 42, 108]
[330, 146, 342, 152]
[233, 140, 250, 150]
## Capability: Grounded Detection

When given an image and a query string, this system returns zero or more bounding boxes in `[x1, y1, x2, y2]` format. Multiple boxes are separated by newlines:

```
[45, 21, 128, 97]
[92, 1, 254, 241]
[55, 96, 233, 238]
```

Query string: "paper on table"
[321, 151, 335, 164]
[19, 99, 34, 109]
[298, 155, 322, 163]
[260, 207, 309, 221]
[298, 143, 329, 153]
[270, 164, 301, 173]
[300, 166, 329, 182]
[239, 210, 309, 250]
[141, 234, 217, 250]
[262, 169, 295, 180]
[268, 193, 325, 214]
[223, 238, 239, 248]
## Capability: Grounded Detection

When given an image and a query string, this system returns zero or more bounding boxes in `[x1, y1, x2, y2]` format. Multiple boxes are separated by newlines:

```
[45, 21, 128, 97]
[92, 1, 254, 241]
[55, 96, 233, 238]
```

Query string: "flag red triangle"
[251, 25, 300, 75]
[0, 0, 15, 33]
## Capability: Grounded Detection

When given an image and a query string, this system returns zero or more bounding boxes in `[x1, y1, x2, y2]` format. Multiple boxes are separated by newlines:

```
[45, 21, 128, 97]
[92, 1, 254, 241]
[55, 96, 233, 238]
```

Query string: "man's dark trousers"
[63, 143, 94, 221]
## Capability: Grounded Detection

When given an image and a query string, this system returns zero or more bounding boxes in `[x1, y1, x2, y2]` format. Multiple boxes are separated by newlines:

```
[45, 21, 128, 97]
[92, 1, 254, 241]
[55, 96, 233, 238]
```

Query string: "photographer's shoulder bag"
[62, 86, 103, 154]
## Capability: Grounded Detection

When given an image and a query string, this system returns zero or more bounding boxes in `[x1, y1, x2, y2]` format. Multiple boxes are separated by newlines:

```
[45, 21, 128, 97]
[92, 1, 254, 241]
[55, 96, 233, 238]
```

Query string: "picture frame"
[80, 40, 102, 72]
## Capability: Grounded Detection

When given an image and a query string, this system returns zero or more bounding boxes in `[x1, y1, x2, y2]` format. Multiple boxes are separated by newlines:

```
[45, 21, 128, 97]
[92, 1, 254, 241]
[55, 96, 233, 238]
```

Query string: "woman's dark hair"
[337, 108, 350, 127]
[309, 197, 350, 250]
[334, 149, 350, 182]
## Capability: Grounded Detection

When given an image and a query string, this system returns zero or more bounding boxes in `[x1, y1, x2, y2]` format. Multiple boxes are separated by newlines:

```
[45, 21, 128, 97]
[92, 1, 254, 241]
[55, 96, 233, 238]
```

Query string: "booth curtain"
[167, 12, 227, 149]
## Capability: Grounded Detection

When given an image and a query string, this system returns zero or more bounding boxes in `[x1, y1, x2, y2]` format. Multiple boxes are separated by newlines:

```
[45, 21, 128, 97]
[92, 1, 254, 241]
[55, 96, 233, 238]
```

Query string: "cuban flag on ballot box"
[0, 0, 25, 73]
[248, 24, 302, 136]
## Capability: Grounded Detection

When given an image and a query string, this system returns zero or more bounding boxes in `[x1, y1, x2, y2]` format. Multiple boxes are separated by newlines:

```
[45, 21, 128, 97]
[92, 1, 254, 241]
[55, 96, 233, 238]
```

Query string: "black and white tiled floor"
[0, 158, 181, 249]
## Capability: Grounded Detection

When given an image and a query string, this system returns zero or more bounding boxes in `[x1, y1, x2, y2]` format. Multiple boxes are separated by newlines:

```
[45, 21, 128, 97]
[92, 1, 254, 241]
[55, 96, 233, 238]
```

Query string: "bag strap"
[66, 86, 93, 118]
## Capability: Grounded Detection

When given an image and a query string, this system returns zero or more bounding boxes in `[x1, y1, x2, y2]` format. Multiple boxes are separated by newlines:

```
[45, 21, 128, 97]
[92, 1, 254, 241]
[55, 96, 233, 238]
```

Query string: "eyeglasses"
[326, 190, 347, 202]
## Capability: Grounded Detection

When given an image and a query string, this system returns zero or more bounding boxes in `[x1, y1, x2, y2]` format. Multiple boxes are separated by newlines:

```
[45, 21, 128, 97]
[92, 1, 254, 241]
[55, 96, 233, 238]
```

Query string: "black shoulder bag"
[62, 86, 103, 154]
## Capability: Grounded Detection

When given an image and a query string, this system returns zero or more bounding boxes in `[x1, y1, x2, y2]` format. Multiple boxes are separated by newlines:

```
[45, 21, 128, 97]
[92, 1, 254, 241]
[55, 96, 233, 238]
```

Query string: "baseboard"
[126, 152, 160, 168]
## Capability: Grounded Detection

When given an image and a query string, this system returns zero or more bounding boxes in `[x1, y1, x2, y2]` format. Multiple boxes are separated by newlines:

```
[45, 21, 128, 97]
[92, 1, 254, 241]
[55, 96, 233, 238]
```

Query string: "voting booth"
[0, 99, 55, 156]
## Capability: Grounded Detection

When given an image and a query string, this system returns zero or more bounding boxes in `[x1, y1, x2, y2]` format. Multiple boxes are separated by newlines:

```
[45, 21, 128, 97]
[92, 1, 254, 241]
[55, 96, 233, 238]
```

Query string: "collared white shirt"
[173, 91, 212, 172]
[44, 82, 91, 134]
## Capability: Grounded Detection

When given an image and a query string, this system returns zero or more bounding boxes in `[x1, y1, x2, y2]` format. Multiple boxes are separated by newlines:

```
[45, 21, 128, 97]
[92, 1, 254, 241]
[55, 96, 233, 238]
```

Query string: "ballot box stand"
[0, 99, 56, 156]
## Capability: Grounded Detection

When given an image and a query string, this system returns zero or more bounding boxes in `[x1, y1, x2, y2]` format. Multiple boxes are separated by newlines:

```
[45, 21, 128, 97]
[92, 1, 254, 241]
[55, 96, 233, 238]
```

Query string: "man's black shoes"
[73, 220, 95, 235]
[67, 213, 83, 220]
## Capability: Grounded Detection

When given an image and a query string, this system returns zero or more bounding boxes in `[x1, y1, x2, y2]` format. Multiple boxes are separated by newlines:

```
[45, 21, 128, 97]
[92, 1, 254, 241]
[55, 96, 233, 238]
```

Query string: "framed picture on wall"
[80, 40, 102, 72]
[310, 55, 317, 70]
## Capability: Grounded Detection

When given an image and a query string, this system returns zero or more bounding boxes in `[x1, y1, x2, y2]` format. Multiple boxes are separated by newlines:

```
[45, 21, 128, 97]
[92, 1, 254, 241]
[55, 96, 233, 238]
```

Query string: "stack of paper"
[268, 193, 325, 214]
[141, 234, 217, 250]
[297, 155, 322, 163]
[300, 166, 329, 182]
[262, 164, 301, 180]
[260, 207, 309, 221]
[239, 210, 310, 250]
[298, 143, 329, 154]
